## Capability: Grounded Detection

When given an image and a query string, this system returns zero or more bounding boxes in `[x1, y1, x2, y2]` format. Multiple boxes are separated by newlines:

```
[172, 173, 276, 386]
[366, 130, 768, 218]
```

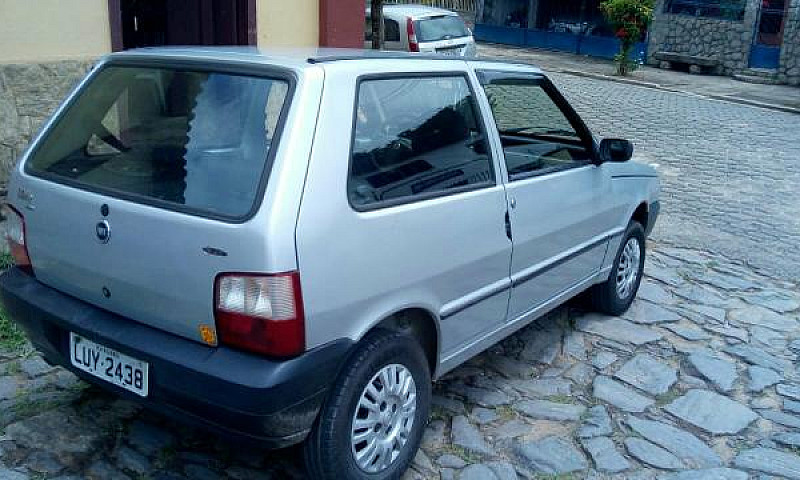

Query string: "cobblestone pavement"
[1, 243, 800, 479]
[546, 72, 800, 282]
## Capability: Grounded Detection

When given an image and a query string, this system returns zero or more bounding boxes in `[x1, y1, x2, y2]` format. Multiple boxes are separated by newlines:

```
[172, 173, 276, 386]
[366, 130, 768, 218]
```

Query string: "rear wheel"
[303, 330, 431, 480]
[589, 221, 646, 316]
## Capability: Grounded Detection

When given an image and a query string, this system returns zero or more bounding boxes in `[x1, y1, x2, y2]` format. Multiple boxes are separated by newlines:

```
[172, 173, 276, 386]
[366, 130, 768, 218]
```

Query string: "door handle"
[504, 211, 512, 240]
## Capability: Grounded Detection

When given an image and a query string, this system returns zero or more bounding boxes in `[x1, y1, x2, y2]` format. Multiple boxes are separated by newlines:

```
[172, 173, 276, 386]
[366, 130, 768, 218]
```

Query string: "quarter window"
[349, 76, 494, 208]
[482, 78, 591, 179]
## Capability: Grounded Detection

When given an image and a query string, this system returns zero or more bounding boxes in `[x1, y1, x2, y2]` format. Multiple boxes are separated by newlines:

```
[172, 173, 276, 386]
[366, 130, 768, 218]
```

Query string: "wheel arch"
[358, 306, 441, 379]
[631, 202, 649, 229]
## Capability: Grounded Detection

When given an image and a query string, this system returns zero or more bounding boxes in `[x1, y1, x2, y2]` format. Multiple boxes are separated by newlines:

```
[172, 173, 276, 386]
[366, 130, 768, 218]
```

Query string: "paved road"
[1, 244, 799, 480]
[546, 72, 800, 281]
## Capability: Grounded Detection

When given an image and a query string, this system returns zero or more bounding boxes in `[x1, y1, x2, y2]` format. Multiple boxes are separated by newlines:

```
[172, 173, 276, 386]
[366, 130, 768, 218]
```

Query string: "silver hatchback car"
[365, 4, 477, 56]
[0, 48, 659, 479]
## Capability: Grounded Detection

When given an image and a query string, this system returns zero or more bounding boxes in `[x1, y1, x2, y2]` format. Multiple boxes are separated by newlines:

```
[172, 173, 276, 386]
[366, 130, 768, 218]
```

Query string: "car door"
[296, 68, 513, 365]
[477, 70, 623, 321]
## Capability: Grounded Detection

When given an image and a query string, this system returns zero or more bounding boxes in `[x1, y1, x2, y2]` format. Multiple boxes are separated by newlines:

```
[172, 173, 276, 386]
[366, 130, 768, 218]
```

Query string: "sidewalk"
[478, 43, 800, 114]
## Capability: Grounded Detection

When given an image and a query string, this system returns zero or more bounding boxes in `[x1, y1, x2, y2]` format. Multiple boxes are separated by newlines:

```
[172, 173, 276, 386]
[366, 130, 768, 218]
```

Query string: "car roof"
[367, 3, 458, 18]
[104, 46, 542, 74]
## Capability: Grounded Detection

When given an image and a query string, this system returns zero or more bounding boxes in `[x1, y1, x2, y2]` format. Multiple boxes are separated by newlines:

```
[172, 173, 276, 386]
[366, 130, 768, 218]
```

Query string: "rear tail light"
[2, 204, 33, 275]
[407, 18, 419, 52]
[214, 272, 305, 357]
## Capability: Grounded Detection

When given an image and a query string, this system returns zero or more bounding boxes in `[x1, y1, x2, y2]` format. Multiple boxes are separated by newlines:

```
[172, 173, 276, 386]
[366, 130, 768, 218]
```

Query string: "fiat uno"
[0, 48, 659, 479]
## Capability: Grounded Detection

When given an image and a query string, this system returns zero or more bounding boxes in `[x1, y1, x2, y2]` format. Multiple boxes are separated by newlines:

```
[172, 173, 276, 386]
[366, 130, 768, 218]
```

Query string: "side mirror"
[598, 138, 633, 163]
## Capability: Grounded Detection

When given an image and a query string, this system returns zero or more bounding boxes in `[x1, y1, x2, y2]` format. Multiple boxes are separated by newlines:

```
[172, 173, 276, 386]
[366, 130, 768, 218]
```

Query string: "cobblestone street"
[1, 63, 799, 479]
[547, 72, 800, 282]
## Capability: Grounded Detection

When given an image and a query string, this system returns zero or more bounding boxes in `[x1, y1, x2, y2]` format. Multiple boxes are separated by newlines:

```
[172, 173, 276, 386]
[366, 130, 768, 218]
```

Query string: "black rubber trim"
[0, 268, 353, 447]
[646, 200, 660, 236]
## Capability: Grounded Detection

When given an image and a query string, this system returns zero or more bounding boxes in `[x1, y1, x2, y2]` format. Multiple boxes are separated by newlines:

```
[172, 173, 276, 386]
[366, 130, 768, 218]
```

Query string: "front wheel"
[303, 330, 431, 480]
[589, 221, 646, 316]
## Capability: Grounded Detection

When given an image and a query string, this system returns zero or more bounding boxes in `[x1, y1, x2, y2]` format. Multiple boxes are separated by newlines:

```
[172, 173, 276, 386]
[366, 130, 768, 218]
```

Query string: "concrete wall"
[0, 0, 111, 63]
[257, 0, 319, 47]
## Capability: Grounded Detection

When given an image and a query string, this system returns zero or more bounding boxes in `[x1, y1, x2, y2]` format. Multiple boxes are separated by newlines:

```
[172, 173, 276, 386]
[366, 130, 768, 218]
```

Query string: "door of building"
[111, 0, 256, 51]
[749, 0, 788, 69]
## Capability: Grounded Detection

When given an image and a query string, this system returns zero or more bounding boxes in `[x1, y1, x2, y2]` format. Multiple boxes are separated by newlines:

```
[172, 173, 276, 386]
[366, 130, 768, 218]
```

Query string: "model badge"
[95, 220, 111, 244]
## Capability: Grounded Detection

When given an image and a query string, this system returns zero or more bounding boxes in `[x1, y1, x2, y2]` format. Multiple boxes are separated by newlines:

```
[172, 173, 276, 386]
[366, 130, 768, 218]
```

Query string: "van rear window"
[416, 16, 469, 42]
[26, 65, 290, 219]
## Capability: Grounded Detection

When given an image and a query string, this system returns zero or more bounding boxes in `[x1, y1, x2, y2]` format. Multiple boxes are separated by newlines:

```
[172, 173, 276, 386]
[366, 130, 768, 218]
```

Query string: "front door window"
[481, 77, 592, 179]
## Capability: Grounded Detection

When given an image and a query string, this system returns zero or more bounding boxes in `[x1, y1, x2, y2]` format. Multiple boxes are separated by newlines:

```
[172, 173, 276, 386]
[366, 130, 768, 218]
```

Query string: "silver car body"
[365, 4, 478, 57]
[8, 48, 659, 380]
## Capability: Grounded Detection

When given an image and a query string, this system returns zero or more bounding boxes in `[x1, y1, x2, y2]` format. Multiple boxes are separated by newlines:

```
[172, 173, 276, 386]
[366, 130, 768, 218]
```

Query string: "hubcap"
[351, 364, 417, 473]
[616, 237, 641, 300]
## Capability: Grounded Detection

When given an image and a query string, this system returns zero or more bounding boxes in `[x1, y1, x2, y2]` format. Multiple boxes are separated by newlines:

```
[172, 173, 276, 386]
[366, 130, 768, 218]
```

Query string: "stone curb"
[558, 69, 800, 115]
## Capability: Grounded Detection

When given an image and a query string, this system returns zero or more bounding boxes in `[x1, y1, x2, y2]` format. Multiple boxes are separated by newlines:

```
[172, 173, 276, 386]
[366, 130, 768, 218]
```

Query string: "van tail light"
[407, 18, 420, 52]
[2, 205, 33, 276]
[214, 272, 305, 357]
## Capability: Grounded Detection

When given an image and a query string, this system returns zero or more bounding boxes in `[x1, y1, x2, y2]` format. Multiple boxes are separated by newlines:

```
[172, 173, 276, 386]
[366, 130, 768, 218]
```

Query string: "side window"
[349, 76, 494, 208]
[482, 78, 592, 180]
[364, 18, 401, 42]
[385, 19, 401, 42]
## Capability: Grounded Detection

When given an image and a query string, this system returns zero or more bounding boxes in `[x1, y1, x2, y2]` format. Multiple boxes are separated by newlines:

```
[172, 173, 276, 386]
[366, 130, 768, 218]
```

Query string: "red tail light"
[214, 272, 305, 357]
[407, 18, 419, 52]
[3, 205, 33, 276]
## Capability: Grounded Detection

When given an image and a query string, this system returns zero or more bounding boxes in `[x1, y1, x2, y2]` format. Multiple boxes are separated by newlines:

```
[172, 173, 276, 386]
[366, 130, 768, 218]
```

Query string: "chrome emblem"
[95, 220, 111, 244]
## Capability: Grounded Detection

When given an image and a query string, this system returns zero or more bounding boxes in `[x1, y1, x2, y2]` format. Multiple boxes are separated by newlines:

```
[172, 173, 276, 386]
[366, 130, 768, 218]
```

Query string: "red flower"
[616, 27, 628, 38]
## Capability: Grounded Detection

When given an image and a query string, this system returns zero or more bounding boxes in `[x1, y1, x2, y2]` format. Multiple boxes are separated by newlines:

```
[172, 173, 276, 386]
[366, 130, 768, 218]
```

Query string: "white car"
[365, 4, 477, 56]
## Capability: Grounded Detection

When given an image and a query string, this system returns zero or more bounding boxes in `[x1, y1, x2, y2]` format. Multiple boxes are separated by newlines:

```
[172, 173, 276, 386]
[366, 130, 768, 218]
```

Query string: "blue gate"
[475, 23, 648, 62]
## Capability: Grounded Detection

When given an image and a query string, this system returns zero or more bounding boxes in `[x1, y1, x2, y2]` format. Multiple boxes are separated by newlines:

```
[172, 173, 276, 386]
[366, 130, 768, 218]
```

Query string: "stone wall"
[778, 0, 800, 85]
[648, 0, 800, 84]
[0, 60, 94, 190]
[646, 0, 756, 75]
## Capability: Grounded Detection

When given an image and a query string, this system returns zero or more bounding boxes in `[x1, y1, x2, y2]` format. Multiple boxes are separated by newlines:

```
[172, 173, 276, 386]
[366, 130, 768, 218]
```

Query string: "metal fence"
[384, 0, 477, 13]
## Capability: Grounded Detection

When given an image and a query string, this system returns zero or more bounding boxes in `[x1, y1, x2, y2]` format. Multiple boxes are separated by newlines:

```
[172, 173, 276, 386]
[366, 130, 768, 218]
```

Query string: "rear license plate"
[69, 333, 149, 397]
[437, 48, 462, 57]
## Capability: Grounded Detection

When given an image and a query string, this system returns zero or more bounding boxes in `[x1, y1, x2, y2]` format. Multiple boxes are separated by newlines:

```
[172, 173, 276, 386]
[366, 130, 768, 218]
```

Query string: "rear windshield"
[26, 65, 290, 219]
[416, 15, 469, 42]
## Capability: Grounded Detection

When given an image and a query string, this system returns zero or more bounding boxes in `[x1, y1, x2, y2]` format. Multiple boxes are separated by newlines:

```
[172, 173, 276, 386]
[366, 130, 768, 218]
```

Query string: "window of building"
[349, 76, 494, 208]
[664, 0, 746, 21]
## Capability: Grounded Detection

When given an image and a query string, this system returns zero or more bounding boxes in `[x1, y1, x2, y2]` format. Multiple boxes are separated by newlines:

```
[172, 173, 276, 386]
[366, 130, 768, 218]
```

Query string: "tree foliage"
[600, 0, 655, 75]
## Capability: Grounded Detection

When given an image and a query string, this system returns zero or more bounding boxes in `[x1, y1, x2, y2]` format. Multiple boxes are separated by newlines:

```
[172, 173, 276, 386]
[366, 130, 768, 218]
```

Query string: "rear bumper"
[0, 268, 352, 448]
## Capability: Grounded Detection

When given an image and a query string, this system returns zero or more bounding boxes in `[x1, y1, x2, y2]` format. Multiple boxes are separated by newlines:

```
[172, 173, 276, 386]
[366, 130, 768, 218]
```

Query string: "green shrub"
[600, 0, 655, 75]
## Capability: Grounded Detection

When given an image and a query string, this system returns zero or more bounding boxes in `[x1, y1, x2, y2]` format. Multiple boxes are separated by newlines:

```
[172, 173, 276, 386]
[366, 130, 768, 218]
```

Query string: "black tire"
[303, 330, 432, 480]
[589, 221, 646, 316]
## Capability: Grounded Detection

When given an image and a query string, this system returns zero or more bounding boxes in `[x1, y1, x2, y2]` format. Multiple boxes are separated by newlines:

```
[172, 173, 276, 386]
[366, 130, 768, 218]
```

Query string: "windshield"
[26, 65, 290, 219]
[415, 15, 469, 42]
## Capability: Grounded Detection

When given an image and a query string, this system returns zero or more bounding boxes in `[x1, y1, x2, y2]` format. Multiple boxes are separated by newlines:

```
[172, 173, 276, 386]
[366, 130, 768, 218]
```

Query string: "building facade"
[0, 0, 362, 189]
[473, 0, 799, 85]
[648, 0, 799, 85]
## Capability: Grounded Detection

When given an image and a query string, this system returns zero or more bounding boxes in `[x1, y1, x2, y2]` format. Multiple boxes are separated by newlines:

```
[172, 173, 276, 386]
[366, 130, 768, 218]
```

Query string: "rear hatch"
[415, 15, 473, 55]
[17, 61, 292, 345]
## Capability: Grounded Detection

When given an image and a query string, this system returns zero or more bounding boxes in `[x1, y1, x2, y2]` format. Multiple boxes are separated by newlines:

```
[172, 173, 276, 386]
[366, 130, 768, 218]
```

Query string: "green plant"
[0, 253, 14, 271]
[0, 307, 27, 353]
[600, 0, 655, 75]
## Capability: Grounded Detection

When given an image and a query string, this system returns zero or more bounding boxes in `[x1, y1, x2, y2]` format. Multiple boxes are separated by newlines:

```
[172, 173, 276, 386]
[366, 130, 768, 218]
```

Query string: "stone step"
[733, 70, 782, 85]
